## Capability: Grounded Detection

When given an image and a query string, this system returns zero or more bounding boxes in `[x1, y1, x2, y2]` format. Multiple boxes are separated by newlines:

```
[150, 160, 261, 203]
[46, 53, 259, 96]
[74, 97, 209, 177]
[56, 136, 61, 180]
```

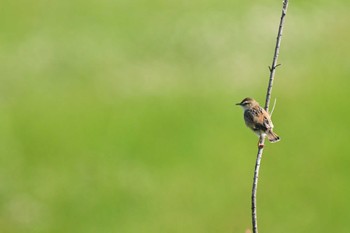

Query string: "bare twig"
[251, 1, 289, 233]
[251, 136, 264, 233]
[264, 0, 288, 112]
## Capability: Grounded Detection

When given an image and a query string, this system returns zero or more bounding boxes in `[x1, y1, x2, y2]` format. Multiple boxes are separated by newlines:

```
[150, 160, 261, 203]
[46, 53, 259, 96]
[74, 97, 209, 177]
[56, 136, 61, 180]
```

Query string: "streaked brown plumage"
[236, 97, 280, 143]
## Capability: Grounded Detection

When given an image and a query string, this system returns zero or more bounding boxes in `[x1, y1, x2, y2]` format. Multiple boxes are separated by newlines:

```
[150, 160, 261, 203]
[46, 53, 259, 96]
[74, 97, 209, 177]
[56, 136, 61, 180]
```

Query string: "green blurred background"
[1, 0, 350, 232]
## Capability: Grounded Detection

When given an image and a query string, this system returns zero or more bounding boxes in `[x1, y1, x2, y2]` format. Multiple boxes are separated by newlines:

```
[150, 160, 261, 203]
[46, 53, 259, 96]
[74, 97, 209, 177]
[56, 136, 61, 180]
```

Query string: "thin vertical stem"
[251, 136, 265, 233]
[251, 1, 289, 233]
[265, 0, 289, 112]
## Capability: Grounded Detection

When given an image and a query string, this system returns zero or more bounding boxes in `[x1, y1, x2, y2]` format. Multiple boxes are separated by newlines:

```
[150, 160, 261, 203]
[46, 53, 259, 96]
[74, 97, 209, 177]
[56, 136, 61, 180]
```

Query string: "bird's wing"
[245, 107, 273, 131]
[262, 116, 273, 130]
[261, 108, 274, 130]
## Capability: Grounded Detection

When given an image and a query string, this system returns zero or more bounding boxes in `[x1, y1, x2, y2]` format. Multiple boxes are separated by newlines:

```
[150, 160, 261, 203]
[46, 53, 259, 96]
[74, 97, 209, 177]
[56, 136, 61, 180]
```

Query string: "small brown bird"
[236, 97, 280, 143]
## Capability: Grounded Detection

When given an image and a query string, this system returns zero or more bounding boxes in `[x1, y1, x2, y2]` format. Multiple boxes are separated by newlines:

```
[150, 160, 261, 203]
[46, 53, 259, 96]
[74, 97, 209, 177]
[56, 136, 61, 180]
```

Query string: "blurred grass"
[1, 0, 350, 232]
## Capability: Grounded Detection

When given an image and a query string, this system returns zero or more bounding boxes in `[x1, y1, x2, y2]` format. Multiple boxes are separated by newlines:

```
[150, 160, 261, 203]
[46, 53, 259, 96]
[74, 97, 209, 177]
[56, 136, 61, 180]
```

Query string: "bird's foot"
[258, 143, 264, 149]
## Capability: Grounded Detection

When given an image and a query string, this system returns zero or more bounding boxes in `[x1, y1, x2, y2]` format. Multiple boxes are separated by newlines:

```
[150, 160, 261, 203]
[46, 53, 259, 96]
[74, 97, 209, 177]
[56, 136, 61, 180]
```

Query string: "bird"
[236, 97, 280, 144]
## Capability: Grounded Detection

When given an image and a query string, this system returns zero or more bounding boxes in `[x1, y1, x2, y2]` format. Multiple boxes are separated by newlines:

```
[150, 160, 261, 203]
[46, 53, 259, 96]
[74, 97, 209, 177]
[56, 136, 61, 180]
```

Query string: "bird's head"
[236, 97, 258, 110]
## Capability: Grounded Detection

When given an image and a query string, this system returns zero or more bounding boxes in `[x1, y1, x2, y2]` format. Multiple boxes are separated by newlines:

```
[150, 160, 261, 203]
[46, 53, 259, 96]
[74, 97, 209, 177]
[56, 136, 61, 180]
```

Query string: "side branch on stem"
[251, 1, 289, 233]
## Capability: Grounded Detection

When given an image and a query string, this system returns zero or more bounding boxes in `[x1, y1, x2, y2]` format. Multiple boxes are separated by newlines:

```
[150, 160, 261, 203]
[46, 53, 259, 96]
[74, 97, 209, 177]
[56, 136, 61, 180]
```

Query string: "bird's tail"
[267, 130, 280, 143]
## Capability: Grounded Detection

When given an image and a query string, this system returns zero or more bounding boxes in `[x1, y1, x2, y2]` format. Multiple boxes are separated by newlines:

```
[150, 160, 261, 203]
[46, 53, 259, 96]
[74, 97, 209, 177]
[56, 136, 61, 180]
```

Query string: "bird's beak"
[235, 103, 241, 106]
